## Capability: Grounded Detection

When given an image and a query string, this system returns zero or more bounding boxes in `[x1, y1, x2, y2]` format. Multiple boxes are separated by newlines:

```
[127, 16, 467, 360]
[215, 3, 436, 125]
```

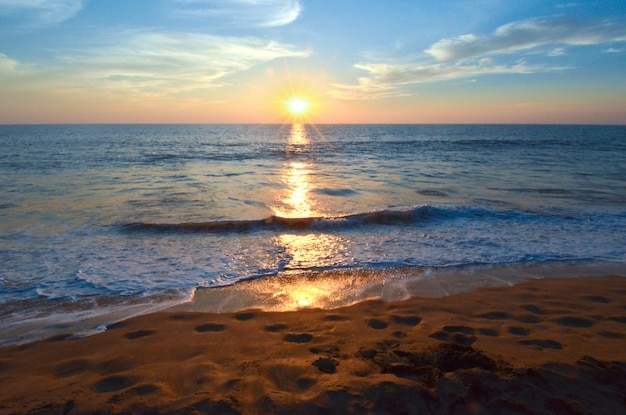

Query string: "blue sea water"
[1, 123, 625, 343]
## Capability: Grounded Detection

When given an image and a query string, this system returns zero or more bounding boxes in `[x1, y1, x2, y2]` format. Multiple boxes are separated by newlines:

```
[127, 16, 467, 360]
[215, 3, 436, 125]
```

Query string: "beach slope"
[1, 276, 625, 414]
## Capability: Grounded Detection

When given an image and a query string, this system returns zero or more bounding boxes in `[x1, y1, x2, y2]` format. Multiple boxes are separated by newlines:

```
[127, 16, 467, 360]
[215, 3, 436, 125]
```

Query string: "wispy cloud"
[0, 52, 19, 74]
[0, 0, 84, 26]
[328, 60, 563, 100]
[42, 32, 310, 97]
[426, 17, 626, 62]
[330, 16, 626, 100]
[173, 0, 302, 27]
[548, 47, 565, 57]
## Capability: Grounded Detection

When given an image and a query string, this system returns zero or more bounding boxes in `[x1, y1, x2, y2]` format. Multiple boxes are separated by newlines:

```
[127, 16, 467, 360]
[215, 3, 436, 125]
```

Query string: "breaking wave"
[119, 205, 565, 235]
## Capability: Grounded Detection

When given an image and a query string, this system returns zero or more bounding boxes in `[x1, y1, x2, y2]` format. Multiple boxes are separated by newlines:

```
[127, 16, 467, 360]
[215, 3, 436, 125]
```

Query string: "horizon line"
[1, 122, 625, 127]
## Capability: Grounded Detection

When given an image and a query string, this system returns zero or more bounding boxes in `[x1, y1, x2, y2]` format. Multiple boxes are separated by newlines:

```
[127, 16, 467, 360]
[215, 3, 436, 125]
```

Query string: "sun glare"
[287, 97, 309, 116]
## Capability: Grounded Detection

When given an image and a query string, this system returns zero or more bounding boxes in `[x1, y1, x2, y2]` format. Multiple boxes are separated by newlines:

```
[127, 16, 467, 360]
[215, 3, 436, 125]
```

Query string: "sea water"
[1, 124, 625, 343]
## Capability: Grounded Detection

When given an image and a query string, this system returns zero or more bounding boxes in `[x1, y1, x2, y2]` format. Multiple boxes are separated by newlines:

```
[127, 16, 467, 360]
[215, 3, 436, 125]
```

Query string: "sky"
[0, 0, 625, 124]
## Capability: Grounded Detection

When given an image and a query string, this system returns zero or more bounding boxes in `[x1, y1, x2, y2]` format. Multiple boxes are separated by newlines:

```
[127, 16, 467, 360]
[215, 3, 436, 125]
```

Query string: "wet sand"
[1, 275, 625, 414]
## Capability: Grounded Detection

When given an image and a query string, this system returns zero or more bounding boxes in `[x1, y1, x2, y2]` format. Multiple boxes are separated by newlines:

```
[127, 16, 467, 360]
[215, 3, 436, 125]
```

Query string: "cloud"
[426, 17, 626, 62]
[328, 60, 561, 100]
[173, 0, 302, 27]
[330, 16, 626, 100]
[0, 52, 19, 74]
[52, 32, 310, 97]
[0, 0, 84, 26]
[548, 47, 565, 56]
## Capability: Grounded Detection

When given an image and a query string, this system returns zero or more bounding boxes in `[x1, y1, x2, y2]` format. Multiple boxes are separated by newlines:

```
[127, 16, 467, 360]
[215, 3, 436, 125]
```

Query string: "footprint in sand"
[555, 317, 594, 328]
[94, 375, 136, 393]
[367, 319, 388, 330]
[195, 323, 227, 333]
[430, 326, 477, 346]
[264, 323, 288, 332]
[508, 326, 530, 336]
[309, 344, 341, 358]
[429, 331, 450, 341]
[124, 330, 155, 340]
[390, 315, 422, 326]
[234, 312, 257, 321]
[312, 357, 339, 374]
[296, 378, 317, 389]
[324, 314, 348, 322]
[283, 333, 313, 343]
[522, 305, 545, 315]
[584, 295, 610, 304]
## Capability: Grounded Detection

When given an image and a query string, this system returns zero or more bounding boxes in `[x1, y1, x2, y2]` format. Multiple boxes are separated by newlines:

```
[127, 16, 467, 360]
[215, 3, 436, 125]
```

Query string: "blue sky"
[1, 0, 625, 123]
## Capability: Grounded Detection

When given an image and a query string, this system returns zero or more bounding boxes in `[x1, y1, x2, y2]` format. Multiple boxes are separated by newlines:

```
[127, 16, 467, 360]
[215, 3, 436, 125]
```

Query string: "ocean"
[1, 123, 625, 344]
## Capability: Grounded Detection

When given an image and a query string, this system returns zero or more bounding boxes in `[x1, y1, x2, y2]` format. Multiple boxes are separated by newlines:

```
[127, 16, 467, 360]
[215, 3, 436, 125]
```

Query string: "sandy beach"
[1, 275, 625, 414]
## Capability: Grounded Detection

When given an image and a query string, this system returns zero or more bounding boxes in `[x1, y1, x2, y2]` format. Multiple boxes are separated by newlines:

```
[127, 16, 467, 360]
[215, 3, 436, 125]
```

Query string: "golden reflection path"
[269, 123, 349, 308]
[272, 123, 315, 218]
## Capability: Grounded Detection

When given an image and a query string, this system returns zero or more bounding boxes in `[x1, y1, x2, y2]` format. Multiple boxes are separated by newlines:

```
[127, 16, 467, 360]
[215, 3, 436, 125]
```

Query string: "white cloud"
[54, 32, 310, 96]
[328, 60, 561, 100]
[173, 0, 302, 27]
[548, 47, 565, 56]
[426, 17, 626, 62]
[330, 16, 626, 101]
[0, 0, 84, 26]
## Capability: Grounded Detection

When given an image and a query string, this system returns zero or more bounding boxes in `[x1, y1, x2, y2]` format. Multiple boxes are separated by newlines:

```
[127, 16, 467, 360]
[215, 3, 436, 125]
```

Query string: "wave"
[120, 206, 438, 234]
[118, 205, 556, 235]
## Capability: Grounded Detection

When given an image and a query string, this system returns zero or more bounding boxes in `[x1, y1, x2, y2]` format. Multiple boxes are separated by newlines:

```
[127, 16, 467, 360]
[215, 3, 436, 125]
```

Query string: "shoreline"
[1, 274, 625, 414]
[1, 260, 625, 346]
[174, 260, 626, 313]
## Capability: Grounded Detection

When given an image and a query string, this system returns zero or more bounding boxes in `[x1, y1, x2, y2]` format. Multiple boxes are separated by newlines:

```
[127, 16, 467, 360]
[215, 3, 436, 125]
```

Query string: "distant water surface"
[1, 124, 625, 343]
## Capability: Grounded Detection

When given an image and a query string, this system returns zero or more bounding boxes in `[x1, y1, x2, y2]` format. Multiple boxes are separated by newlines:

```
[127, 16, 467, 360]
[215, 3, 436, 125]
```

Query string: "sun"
[287, 97, 310, 116]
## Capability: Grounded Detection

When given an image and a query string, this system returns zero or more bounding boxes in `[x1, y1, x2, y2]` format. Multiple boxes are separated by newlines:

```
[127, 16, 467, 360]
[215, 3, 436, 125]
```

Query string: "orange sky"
[1, 1, 625, 124]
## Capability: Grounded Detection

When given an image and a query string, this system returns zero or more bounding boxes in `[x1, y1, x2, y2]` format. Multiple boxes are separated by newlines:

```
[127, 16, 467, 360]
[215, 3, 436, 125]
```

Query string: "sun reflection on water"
[271, 123, 316, 218]
[289, 122, 308, 146]
[275, 232, 348, 307]
[283, 161, 313, 218]
[266, 123, 355, 307]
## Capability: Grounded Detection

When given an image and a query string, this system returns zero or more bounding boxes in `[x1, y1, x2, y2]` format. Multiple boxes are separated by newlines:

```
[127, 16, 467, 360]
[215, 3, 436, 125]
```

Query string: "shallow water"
[1, 123, 625, 344]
